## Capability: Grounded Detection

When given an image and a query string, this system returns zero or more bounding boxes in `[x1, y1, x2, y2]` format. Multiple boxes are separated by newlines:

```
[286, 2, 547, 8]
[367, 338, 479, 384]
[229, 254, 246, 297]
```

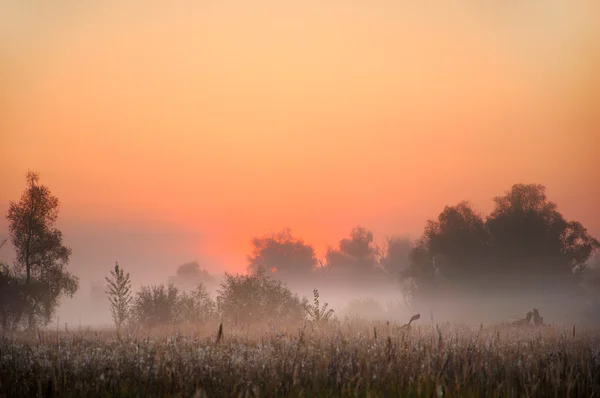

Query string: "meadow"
[1, 320, 599, 397]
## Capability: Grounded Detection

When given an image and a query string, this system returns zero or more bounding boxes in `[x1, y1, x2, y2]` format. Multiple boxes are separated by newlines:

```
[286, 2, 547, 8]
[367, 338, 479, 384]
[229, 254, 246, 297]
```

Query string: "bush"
[217, 267, 305, 325]
[132, 284, 181, 328]
[132, 283, 217, 328]
[179, 284, 218, 324]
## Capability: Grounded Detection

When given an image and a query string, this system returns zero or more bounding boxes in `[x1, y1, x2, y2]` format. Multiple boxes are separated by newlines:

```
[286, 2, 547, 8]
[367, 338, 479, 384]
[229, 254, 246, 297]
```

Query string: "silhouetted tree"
[423, 201, 490, 286]
[5, 172, 78, 329]
[217, 267, 305, 325]
[0, 263, 26, 331]
[247, 229, 317, 279]
[404, 184, 599, 303]
[170, 261, 215, 291]
[324, 226, 383, 280]
[486, 184, 599, 287]
[379, 236, 412, 278]
[580, 250, 600, 322]
[400, 238, 438, 304]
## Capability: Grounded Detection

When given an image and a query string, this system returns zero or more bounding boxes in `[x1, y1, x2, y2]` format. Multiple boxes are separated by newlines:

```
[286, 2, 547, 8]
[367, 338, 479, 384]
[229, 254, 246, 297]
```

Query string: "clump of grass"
[1, 321, 599, 397]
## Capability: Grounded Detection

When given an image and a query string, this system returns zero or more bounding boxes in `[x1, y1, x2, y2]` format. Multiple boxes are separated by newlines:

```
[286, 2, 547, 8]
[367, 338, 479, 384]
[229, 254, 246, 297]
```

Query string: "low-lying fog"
[55, 273, 591, 329]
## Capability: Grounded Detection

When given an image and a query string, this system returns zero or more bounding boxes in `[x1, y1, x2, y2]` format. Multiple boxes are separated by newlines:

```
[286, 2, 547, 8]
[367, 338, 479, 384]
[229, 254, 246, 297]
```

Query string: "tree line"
[1, 172, 599, 331]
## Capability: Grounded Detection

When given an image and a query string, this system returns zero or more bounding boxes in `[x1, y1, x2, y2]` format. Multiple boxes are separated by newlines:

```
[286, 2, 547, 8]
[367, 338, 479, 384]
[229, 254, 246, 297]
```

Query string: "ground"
[1, 321, 599, 397]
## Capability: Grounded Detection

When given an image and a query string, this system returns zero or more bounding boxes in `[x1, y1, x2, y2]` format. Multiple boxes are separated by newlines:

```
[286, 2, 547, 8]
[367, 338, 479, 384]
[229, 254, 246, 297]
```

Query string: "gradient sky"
[1, 2, 599, 290]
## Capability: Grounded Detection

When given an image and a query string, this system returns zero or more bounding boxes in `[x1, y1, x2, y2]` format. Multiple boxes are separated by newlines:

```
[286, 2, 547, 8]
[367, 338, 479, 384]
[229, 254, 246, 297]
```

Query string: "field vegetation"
[1, 319, 600, 397]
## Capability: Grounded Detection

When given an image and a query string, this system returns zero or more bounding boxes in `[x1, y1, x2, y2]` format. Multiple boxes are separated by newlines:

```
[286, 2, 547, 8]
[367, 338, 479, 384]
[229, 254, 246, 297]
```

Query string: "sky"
[1, 1, 599, 291]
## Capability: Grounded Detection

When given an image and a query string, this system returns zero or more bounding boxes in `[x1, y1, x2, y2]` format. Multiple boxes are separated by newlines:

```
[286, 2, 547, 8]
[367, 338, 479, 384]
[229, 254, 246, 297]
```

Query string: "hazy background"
[1, 2, 599, 324]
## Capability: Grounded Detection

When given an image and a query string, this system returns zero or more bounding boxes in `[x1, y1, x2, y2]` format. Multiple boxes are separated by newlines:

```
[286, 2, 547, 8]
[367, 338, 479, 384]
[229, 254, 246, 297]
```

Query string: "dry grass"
[1, 320, 599, 397]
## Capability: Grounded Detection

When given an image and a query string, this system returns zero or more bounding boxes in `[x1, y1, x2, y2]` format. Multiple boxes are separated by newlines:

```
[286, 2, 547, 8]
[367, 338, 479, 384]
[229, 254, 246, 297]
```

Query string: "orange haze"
[1, 2, 599, 286]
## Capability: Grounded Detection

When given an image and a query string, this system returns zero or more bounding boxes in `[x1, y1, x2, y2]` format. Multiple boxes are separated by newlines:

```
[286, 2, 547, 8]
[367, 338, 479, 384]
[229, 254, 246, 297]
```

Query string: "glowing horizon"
[1, 2, 598, 286]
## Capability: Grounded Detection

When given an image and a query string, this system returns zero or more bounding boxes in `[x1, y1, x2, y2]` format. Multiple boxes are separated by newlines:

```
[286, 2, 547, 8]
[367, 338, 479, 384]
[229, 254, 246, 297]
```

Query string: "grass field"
[1, 321, 599, 397]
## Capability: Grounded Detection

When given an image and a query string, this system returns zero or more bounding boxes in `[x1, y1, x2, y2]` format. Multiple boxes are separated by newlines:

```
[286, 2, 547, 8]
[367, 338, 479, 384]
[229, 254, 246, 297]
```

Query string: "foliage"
[486, 184, 599, 281]
[178, 284, 218, 323]
[3, 172, 78, 330]
[580, 250, 600, 322]
[132, 284, 182, 328]
[302, 289, 334, 323]
[404, 184, 599, 301]
[379, 236, 412, 278]
[323, 226, 385, 282]
[217, 267, 305, 325]
[132, 283, 217, 328]
[0, 265, 26, 331]
[1, 322, 600, 396]
[105, 262, 133, 330]
[247, 229, 317, 279]
[175, 261, 214, 284]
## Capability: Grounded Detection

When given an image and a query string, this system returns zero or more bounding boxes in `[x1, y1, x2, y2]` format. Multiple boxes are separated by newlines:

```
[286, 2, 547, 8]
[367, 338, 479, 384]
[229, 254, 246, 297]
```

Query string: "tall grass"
[1, 321, 599, 397]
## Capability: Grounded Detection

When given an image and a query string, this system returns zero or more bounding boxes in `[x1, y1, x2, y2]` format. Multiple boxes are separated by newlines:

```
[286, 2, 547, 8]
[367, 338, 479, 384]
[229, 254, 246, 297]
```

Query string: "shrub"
[179, 284, 218, 323]
[217, 267, 305, 325]
[131, 283, 217, 328]
[132, 284, 181, 328]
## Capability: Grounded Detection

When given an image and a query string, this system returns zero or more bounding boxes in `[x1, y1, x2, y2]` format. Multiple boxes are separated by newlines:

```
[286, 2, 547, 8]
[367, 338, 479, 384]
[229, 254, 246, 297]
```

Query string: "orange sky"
[1, 2, 599, 287]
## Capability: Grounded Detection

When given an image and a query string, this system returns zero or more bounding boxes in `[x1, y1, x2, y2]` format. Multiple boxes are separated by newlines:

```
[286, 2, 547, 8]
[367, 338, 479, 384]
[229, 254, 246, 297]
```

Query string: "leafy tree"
[247, 229, 317, 279]
[302, 289, 334, 324]
[5, 172, 78, 329]
[486, 184, 599, 286]
[324, 226, 383, 279]
[404, 184, 599, 304]
[339, 226, 377, 261]
[176, 261, 213, 281]
[379, 236, 412, 278]
[422, 201, 490, 285]
[217, 267, 305, 325]
[580, 250, 600, 322]
[0, 264, 26, 331]
[170, 261, 215, 291]
[105, 262, 133, 331]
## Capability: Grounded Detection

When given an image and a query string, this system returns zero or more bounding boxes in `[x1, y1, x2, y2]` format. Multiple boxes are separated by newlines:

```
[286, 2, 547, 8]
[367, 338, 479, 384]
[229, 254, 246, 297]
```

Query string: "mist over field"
[1, 2, 600, 396]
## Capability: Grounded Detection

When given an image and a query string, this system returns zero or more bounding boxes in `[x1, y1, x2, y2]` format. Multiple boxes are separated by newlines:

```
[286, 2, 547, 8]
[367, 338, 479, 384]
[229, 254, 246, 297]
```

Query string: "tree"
[580, 250, 600, 323]
[422, 201, 490, 285]
[247, 229, 317, 279]
[5, 172, 78, 329]
[323, 226, 383, 280]
[379, 236, 412, 278]
[404, 184, 599, 304]
[217, 267, 305, 325]
[170, 261, 215, 291]
[0, 264, 26, 331]
[486, 184, 599, 286]
[105, 262, 133, 331]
